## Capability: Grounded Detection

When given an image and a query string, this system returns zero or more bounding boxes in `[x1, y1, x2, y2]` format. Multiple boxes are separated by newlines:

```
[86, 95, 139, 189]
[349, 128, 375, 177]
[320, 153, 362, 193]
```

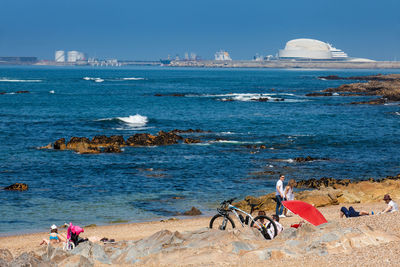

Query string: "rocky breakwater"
[307, 73, 400, 104]
[234, 174, 400, 212]
[40, 130, 203, 154]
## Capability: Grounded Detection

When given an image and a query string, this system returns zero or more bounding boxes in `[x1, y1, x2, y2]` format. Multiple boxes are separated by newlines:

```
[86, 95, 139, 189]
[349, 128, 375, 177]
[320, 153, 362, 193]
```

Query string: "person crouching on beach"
[275, 175, 285, 218]
[253, 211, 283, 239]
[340, 206, 370, 218]
[266, 214, 284, 239]
[381, 194, 398, 213]
[40, 224, 64, 245]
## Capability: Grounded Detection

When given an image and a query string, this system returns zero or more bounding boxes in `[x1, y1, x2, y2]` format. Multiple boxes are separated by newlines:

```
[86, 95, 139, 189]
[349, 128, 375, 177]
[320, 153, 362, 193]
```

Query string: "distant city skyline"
[0, 0, 399, 61]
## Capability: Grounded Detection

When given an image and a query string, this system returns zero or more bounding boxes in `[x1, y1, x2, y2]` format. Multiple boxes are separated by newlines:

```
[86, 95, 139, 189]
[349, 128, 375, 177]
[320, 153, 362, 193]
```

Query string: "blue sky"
[0, 0, 399, 60]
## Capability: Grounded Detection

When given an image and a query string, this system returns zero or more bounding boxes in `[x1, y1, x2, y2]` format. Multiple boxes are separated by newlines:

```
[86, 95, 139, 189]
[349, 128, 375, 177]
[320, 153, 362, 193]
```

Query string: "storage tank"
[67, 51, 79, 62]
[55, 50, 65, 62]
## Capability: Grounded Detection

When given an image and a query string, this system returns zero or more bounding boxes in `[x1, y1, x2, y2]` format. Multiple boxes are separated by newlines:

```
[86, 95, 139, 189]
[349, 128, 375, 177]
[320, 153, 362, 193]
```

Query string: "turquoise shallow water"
[0, 66, 399, 234]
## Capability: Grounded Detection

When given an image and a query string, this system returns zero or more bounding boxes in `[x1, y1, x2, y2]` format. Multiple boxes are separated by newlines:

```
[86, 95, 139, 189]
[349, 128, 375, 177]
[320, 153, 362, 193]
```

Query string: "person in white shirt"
[266, 214, 284, 239]
[382, 194, 398, 213]
[284, 179, 296, 216]
[275, 175, 285, 217]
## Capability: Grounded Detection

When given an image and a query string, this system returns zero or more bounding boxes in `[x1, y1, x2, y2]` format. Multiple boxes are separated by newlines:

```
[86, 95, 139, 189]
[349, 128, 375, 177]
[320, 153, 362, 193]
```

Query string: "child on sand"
[380, 194, 398, 213]
[40, 224, 64, 245]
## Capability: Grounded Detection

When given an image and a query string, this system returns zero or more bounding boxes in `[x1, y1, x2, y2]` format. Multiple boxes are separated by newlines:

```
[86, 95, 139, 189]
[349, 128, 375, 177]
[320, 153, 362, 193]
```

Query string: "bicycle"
[63, 237, 75, 251]
[209, 198, 278, 240]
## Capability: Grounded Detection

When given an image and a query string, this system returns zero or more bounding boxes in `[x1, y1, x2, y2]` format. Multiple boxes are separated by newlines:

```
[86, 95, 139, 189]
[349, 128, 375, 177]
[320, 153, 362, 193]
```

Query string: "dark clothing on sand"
[341, 206, 360, 218]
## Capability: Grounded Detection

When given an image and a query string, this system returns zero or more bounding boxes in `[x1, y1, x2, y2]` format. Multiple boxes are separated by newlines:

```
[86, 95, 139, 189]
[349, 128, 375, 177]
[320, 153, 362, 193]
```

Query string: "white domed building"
[278, 38, 349, 60]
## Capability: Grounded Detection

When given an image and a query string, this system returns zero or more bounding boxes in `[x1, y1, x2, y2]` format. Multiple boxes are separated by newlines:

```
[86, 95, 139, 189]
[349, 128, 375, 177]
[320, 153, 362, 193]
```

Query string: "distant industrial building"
[0, 57, 38, 64]
[67, 51, 86, 62]
[55, 50, 65, 62]
[215, 50, 232, 61]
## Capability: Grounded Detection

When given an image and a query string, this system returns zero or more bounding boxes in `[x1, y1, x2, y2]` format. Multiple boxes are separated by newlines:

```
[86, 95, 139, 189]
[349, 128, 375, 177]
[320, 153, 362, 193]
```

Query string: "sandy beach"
[1, 200, 400, 266]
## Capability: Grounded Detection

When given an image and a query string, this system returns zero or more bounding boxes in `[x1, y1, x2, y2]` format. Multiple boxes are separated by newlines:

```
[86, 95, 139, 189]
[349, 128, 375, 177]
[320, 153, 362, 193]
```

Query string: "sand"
[1, 201, 399, 266]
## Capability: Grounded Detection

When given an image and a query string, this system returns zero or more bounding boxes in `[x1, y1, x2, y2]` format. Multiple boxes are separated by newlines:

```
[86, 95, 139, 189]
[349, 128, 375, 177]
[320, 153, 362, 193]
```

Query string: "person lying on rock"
[380, 194, 398, 214]
[340, 206, 370, 218]
[40, 224, 65, 245]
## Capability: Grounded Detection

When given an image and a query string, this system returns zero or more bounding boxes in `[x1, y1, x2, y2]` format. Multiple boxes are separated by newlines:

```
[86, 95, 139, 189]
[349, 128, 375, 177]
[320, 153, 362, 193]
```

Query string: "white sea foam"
[319, 78, 327, 81]
[117, 114, 148, 126]
[122, 77, 145, 80]
[97, 114, 148, 128]
[0, 78, 41, 82]
[395, 112, 400, 116]
[49, 90, 55, 94]
[83, 77, 103, 82]
[83, 77, 99, 81]
[201, 93, 302, 102]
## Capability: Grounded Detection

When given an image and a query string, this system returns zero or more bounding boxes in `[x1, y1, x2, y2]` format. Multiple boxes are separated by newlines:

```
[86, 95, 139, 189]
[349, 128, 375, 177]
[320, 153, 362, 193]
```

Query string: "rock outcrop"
[319, 74, 400, 81]
[40, 129, 208, 154]
[310, 74, 400, 104]
[234, 174, 400, 211]
[67, 137, 100, 154]
[126, 131, 183, 146]
[4, 183, 28, 191]
[1, 222, 398, 266]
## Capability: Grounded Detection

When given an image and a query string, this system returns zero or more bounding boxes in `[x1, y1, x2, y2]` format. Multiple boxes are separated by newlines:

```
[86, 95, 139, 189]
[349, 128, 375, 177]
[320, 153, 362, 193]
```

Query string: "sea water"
[0, 66, 399, 234]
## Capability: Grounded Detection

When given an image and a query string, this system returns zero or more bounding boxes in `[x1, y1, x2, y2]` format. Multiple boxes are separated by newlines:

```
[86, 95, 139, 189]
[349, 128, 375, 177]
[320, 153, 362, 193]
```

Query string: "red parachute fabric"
[282, 200, 327, 226]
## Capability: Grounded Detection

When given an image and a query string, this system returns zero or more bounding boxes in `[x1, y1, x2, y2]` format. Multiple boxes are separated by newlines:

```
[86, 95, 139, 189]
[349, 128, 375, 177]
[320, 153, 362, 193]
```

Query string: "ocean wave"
[121, 77, 145, 80]
[210, 140, 262, 144]
[97, 114, 148, 128]
[0, 78, 41, 82]
[194, 93, 303, 102]
[83, 77, 145, 82]
[49, 90, 55, 94]
[118, 115, 148, 125]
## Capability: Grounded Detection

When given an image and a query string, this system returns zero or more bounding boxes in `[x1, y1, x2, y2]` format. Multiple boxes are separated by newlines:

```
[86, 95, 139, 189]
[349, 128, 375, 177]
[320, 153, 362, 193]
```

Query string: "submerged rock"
[102, 145, 122, 153]
[294, 156, 329, 163]
[183, 207, 202, 216]
[4, 183, 28, 191]
[184, 138, 201, 144]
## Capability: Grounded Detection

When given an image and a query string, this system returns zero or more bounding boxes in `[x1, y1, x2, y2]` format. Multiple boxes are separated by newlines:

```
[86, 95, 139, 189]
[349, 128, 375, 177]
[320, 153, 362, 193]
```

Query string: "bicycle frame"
[228, 204, 264, 229]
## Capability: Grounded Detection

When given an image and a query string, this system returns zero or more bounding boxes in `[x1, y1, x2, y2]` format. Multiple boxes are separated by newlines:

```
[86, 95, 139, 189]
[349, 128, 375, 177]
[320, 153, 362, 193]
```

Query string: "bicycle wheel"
[250, 215, 277, 240]
[63, 240, 75, 251]
[209, 214, 235, 230]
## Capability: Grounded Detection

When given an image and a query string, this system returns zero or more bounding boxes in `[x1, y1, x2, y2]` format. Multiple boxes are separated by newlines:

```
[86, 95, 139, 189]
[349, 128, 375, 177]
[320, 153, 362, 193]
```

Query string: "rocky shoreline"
[234, 174, 400, 212]
[2, 174, 400, 266]
[307, 73, 400, 104]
